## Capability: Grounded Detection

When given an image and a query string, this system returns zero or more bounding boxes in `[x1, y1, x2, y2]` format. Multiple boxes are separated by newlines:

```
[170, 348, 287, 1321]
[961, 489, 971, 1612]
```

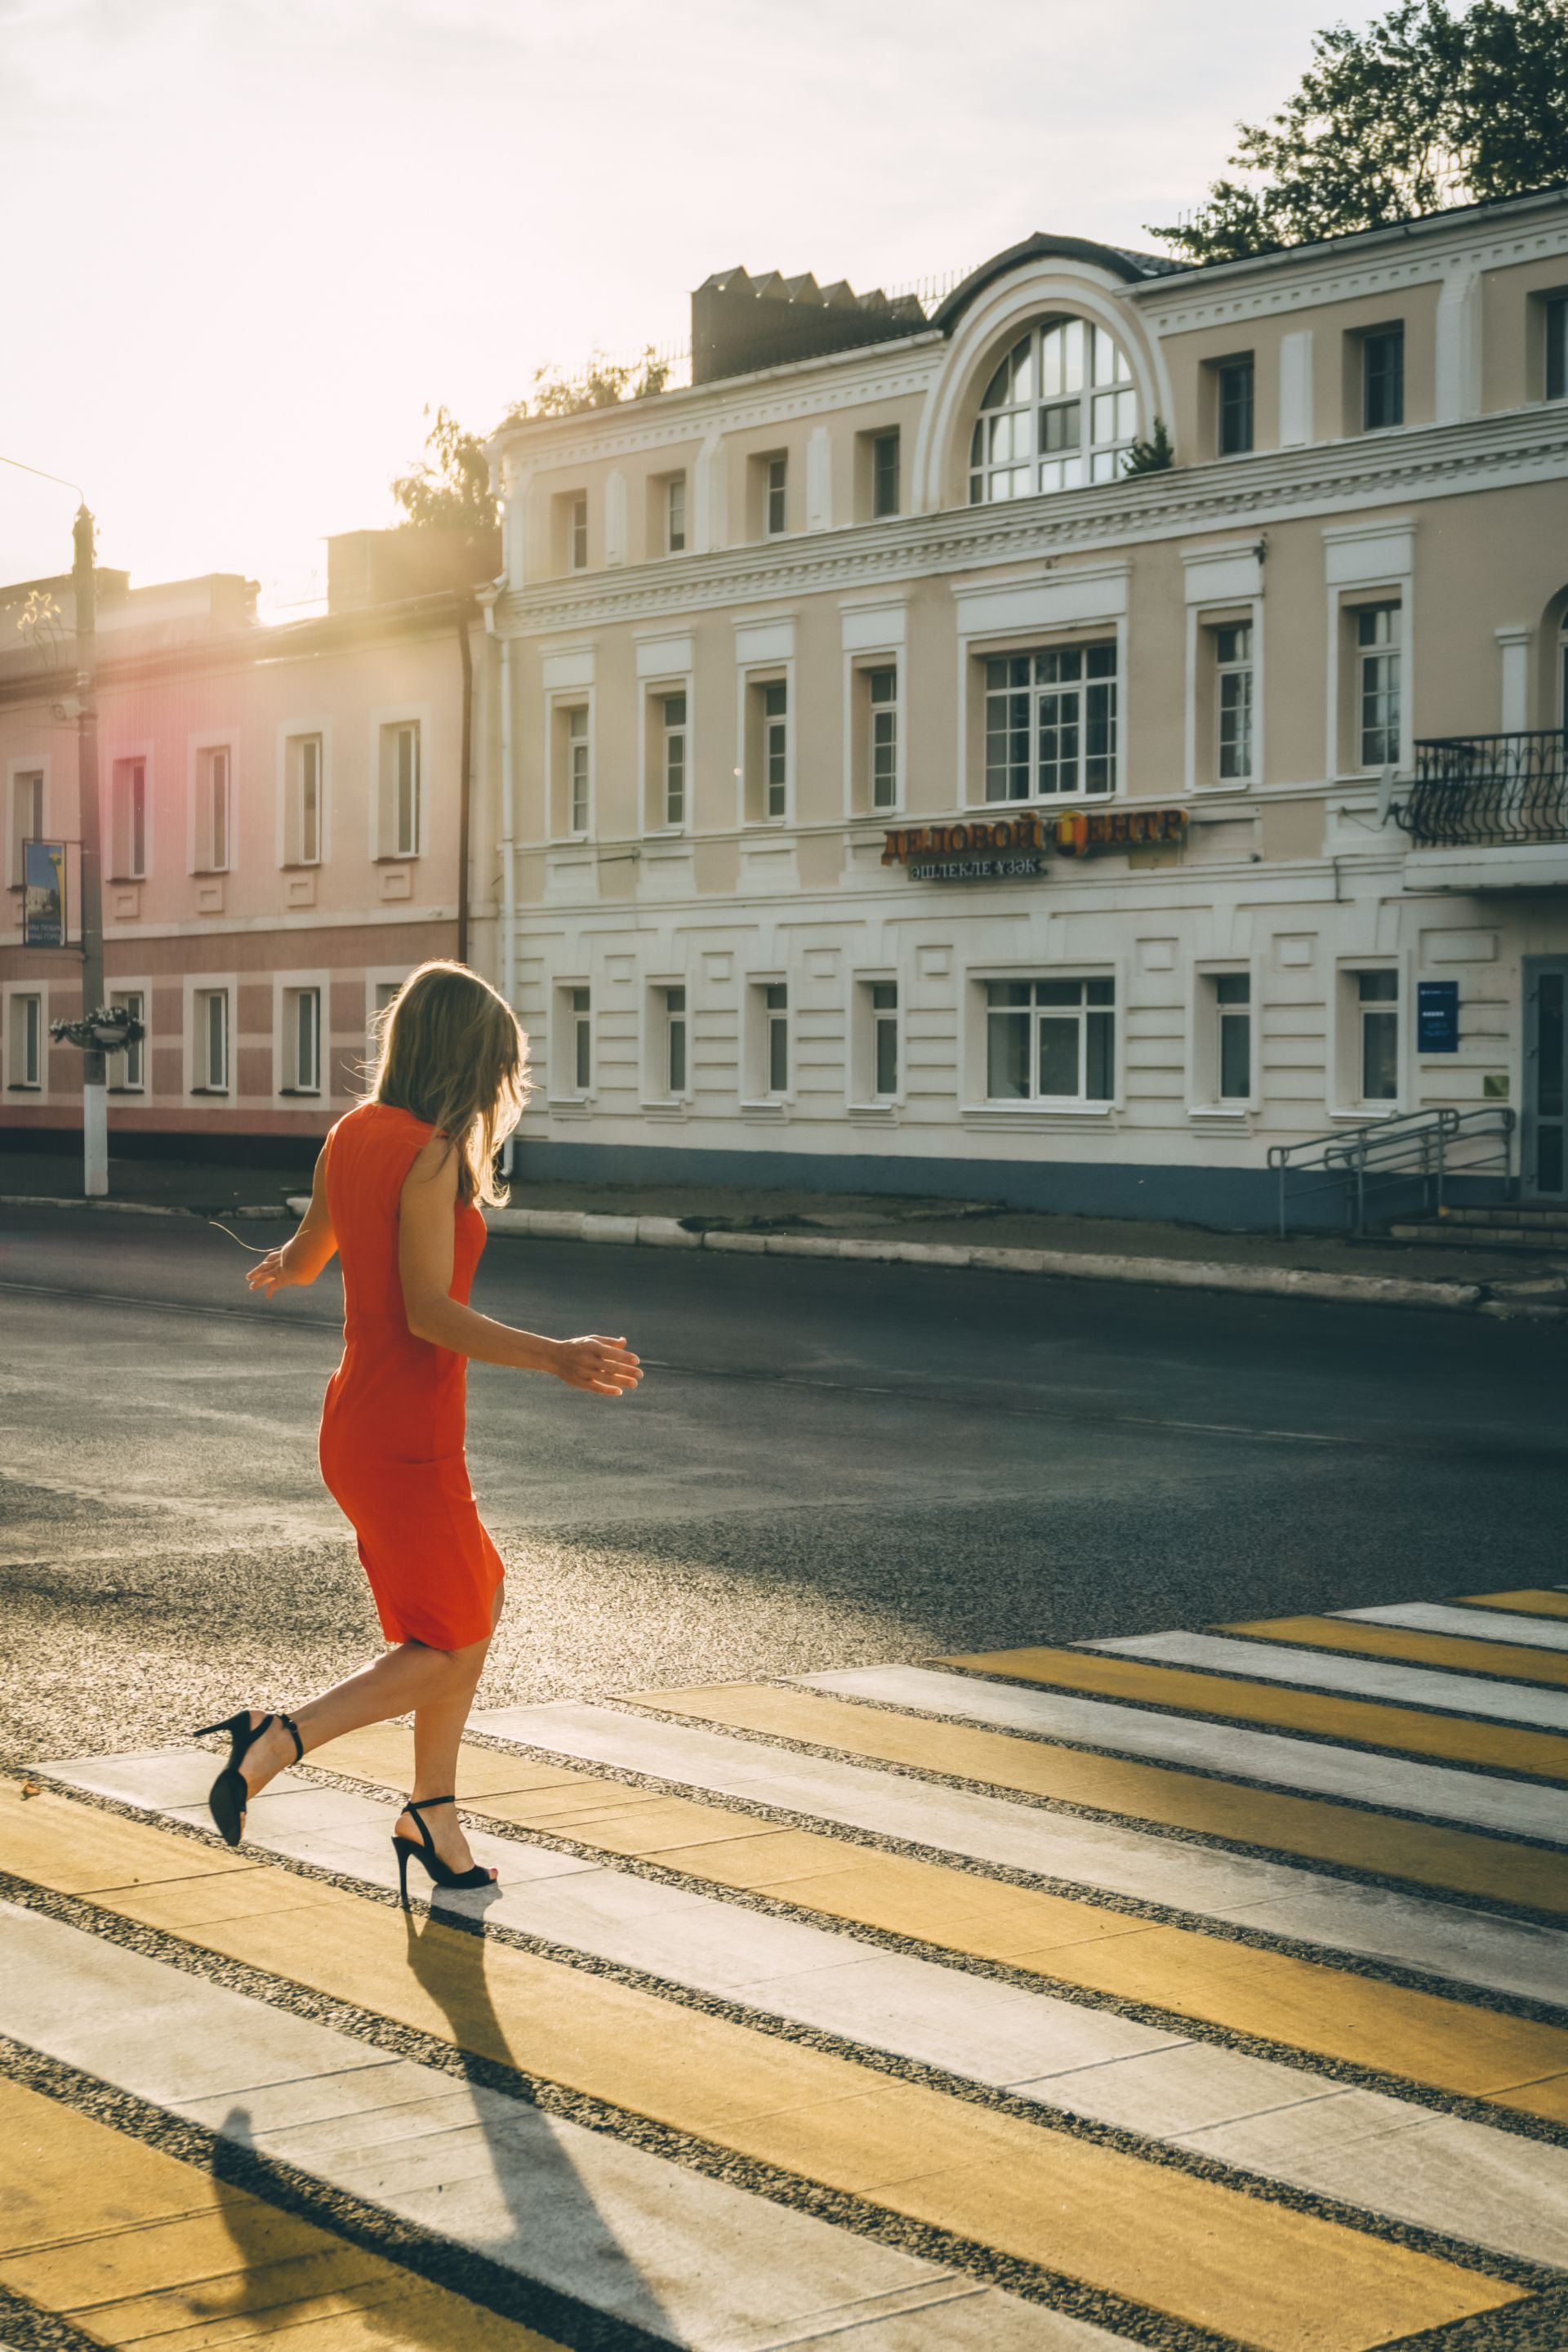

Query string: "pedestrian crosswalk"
[2, 1581, 1565, 2349]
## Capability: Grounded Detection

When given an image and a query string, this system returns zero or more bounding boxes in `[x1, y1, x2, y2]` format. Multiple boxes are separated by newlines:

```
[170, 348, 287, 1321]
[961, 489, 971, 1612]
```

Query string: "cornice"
[494, 404, 1568, 639]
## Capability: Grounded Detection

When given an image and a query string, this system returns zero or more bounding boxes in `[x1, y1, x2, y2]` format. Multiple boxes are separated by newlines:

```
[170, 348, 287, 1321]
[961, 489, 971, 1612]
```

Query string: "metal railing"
[1395, 731, 1568, 847]
[1267, 1105, 1517, 1236]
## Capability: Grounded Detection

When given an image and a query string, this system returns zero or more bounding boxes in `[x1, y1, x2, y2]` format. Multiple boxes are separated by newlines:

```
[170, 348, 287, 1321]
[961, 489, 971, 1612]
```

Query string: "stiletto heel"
[391, 1795, 495, 1909]
[191, 1709, 303, 1848]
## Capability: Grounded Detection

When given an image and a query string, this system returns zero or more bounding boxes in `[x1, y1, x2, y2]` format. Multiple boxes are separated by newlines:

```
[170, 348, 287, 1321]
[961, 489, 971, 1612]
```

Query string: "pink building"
[1, 529, 496, 1159]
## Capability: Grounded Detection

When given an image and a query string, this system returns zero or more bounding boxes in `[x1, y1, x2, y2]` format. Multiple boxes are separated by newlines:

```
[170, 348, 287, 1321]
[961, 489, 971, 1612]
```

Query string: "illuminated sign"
[881, 806, 1187, 880]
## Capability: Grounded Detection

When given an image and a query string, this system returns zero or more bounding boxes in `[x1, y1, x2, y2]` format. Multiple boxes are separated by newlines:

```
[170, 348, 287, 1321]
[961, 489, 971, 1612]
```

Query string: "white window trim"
[848, 969, 903, 1115]
[735, 654, 795, 829]
[1330, 954, 1410, 1120]
[545, 688, 595, 844]
[106, 978, 151, 1096]
[275, 717, 332, 869]
[741, 973, 791, 1111]
[550, 977, 595, 1107]
[1187, 959, 1263, 1119]
[183, 973, 238, 1098]
[642, 974, 693, 1110]
[637, 671, 694, 837]
[365, 964, 412, 1076]
[959, 959, 1125, 1120]
[840, 613, 906, 821]
[105, 741, 154, 883]
[1321, 523, 1414, 780]
[1181, 543, 1264, 798]
[368, 704, 431, 862]
[969, 629, 1127, 809]
[3, 982, 48, 1098]
[955, 566, 1129, 811]
[7, 755, 51, 892]
[273, 967, 332, 1103]
[187, 733, 237, 876]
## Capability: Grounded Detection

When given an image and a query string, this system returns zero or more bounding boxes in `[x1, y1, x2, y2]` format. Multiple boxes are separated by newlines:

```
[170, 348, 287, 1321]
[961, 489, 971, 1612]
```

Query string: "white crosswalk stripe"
[1078, 1630, 1568, 1731]
[1340, 1602, 1568, 1652]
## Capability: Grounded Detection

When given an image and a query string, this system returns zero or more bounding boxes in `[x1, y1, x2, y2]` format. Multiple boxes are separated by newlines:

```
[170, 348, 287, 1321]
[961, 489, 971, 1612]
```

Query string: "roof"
[933, 235, 1181, 333]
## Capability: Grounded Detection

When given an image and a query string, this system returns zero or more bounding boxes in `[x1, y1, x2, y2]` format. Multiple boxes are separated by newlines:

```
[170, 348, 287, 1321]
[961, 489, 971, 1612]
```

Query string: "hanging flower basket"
[50, 1004, 146, 1052]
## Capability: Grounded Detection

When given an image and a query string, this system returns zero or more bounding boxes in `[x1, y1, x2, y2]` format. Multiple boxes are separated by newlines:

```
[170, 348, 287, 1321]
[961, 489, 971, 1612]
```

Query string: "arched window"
[968, 318, 1137, 503]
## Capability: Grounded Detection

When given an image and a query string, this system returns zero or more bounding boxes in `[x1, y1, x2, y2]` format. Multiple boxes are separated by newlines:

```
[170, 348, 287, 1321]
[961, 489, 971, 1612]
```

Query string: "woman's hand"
[549, 1334, 643, 1396]
[246, 1245, 313, 1298]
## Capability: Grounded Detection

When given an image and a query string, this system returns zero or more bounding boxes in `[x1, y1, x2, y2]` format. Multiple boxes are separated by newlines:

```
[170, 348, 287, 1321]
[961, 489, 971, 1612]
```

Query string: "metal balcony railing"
[1394, 730, 1568, 848]
[1267, 1105, 1517, 1236]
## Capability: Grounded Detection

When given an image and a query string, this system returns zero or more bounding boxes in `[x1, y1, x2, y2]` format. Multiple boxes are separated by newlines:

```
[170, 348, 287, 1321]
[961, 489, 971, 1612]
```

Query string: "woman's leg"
[403, 1584, 506, 1870]
[234, 1631, 486, 1803]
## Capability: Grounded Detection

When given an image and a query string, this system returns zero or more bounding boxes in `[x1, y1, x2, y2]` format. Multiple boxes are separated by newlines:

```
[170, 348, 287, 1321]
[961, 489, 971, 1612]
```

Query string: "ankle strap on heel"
[405, 1794, 455, 1815]
[278, 1713, 304, 1765]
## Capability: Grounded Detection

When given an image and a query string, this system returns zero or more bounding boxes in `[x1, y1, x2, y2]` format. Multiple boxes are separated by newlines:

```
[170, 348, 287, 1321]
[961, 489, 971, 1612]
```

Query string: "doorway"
[1524, 958, 1568, 1196]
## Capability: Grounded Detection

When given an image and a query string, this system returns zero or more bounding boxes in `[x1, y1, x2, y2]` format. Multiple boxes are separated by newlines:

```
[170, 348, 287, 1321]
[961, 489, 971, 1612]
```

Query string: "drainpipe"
[454, 593, 474, 969]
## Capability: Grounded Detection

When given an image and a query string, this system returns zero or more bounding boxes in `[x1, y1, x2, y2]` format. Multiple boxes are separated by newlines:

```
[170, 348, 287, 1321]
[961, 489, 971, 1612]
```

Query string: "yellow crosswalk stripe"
[0, 2071, 561, 2349]
[1223, 1615, 1568, 1689]
[940, 1644, 1568, 1780]
[625, 1682, 1568, 1916]
[314, 1723, 1568, 2119]
[1458, 1588, 1568, 1621]
[0, 1780, 1524, 2352]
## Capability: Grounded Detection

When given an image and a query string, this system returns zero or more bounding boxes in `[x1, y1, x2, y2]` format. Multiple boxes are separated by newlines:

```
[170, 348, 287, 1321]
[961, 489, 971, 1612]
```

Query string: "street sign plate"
[1417, 978, 1459, 1054]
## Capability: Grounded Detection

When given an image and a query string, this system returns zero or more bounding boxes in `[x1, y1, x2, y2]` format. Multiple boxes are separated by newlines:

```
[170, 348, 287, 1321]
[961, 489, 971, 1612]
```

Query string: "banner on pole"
[22, 840, 67, 947]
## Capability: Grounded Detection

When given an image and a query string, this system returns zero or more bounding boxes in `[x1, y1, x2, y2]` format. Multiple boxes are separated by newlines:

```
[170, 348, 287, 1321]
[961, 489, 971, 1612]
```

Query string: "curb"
[1, 1194, 290, 1221]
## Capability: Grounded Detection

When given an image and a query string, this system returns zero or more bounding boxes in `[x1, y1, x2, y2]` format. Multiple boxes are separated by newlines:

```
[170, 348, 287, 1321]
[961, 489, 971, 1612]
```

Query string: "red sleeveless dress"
[318, 1100, 504, 1650]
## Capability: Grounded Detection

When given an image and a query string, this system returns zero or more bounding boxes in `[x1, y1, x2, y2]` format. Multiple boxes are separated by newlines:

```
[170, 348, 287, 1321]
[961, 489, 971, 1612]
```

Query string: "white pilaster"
[1496, 626, 1531, 733]
[1279, 330, 1314, 448]
[1435, 267, 1483, 425]
[806, 425, 832, 532]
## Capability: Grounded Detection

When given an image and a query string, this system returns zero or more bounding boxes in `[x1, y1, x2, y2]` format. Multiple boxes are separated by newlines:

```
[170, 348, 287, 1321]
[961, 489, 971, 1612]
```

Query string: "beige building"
[1, 531, 495, 1158]
[486, 189, 1568, 1225]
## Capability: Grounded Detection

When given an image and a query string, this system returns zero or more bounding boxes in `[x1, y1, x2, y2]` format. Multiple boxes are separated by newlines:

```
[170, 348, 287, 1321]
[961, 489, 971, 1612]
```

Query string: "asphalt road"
[1, 1200, 1564, 1766]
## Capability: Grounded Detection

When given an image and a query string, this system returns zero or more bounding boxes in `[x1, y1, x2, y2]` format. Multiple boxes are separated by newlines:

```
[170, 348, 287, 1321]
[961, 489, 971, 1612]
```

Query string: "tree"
[501, 346, 670, 424]
[1151, 0, 1568, 265]
[390, 406, 496, 532]
[1123, 417, 1174, 475]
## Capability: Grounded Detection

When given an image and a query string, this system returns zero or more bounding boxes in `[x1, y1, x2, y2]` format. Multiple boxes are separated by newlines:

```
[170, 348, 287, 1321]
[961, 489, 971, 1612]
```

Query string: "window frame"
[1359, 324, 1405, 432]
[659, 688, 688, 830]
[973, 972, 1118, 1111]
[1213, 619, 1256, 785]
[1215, 354, 1255, 457]
[979, 639, 1120, 805]
[277, 978, 326, 1098]
[107, 983, 148, 1094]
[1188, 964, 1258, 1116]
[1335, 961, 1404, 1116]
[372, 715, 425, 862]
[7, 763, 47, 889]
[546, 693, 595, 842]
[189, 738, 234, 876]
[188, 981, 233, 1096]
[743, 978, 791, 1106]
[5, 987, 44, 1091]
[109, 751, 150, 882]
[738, 666, 793, 826]
[849, 975, 902, 1110]
[662, 982, 688, 1100]
[764, 452, 788, 537]
[968, 316, 1138, 504]
[1544, 292, 1568, 403]
[666, 472, 687, 555]
[871, 430, 900, 519]
[1352, 601, 1402, 772]
[569, 493, 589, 572]
[281, 729, 326, 868]
[550, 981, 595, 1103]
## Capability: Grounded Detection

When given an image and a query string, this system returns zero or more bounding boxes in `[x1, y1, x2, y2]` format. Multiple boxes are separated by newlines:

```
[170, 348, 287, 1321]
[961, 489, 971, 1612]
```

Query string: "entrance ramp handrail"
[1267, 1105, 1516, 1236]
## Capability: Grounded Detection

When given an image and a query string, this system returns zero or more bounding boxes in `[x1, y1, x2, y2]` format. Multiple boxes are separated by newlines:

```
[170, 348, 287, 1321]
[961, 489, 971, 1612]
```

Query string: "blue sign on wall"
[22, 839, 66, 947]
[1417, 978, 1460, 1054]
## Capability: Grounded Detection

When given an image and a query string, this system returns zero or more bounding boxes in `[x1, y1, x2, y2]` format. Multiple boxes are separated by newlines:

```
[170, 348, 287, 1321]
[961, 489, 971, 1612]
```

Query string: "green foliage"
[390, 406, 496, 532]
[1123, 417, 1174, 475]
[1152, 0, 1568, 265]
[501, 346, 670, 424]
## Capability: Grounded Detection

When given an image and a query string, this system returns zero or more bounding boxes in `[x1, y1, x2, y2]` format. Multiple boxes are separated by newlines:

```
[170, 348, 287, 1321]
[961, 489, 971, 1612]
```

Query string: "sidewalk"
[4, 1146, 1566, 1317]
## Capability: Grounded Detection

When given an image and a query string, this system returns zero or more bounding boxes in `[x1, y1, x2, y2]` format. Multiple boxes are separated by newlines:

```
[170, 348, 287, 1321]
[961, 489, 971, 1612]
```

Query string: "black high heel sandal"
[191, 1709, 303, 1848]
[392, 1795, 496, 1908]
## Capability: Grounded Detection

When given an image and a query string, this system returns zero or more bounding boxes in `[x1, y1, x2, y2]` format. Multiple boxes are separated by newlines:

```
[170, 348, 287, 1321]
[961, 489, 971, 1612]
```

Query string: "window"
[666, 474, 687, 554]
[1548, 295, 1568, 403]
[569, 494, 588, 571]
[969, 318, 1136, 502]
[762, 680, 788, 819]
[194, 988, 229, 1091]
[765, 453, 787, 537]
[569, 987, 592, 1092]
[380, 722, 421, 858]
[762, 982, 788, 1094]
[7, 992, 42, 1089]
[984, 644, 1116, 801]
[284, 987, 321, 1094]
[661, 693, 687, 826]
[871, 982, 898, 1098]
[567, 706, 590, 833]
[662, 985, 688, 1096]
[869, 668, 898, 811]
[109, 987, 145, 1092]
[986, 978, 1114, 1103]
[1361, 327, 1404, 430]
[1356, 969, 1399, 1102]
[871, 431, 900, 518]
[10, 769, 43, 886]
[1217, 356, 1254, 456]
[196, 746, 230, 872]
[110, 759, 146, 880]
[1355, 605, 1401, 768]
[1214, 973, 1251, 1101]
[1214, 622, 1254, 782]
[285, 734, 323, 866]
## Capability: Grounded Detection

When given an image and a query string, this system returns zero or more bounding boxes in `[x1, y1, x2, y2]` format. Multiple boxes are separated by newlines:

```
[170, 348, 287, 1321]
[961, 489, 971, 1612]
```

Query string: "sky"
[0, 0, 1392, 615]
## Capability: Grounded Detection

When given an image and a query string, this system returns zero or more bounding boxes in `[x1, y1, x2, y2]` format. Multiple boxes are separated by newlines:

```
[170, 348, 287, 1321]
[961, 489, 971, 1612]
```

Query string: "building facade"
[487, 192, 1568, 1226]
[1, 531, 495, 1157]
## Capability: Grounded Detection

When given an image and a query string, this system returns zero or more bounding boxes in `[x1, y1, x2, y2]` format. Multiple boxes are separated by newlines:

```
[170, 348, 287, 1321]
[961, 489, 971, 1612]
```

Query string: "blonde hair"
[368, 961, 529, 1207]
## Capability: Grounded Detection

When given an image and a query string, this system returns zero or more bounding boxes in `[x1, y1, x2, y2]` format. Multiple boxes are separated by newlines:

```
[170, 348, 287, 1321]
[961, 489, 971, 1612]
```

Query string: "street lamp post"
[72, 503, 106, 1196]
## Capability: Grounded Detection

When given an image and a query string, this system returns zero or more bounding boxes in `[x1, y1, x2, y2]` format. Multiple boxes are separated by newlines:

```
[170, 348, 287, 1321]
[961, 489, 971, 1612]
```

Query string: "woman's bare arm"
[246, 1146, 338, 1296]
[398, 1140, 640, 1396]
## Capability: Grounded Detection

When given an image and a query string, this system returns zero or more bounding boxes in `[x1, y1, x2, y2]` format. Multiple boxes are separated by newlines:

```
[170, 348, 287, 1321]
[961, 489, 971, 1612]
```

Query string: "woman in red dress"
[194, 961, 640, 1897]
